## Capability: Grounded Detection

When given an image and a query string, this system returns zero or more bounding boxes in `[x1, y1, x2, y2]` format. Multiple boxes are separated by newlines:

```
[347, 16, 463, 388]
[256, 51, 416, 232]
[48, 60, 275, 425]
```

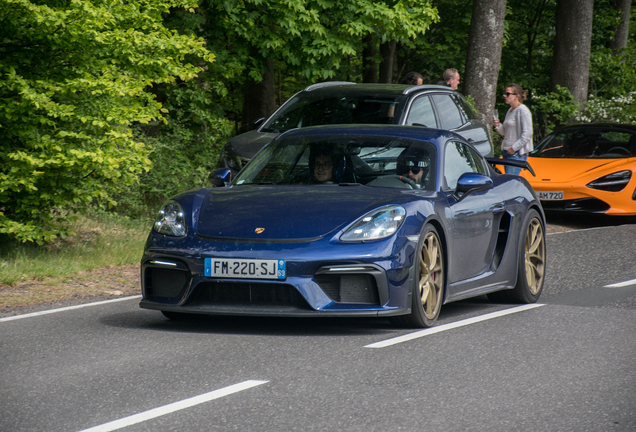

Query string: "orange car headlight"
[586, 170, 632, 192]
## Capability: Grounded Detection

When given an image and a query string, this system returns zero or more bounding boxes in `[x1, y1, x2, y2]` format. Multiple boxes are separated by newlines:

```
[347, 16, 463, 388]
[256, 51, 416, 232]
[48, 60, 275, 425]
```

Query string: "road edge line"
[0, 295, 142, 323]
[365, 303, 545, 348]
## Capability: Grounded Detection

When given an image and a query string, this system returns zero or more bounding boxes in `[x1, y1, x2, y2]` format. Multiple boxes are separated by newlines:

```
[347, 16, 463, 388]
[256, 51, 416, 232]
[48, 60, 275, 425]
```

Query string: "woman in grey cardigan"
[493, 83, 533, 175]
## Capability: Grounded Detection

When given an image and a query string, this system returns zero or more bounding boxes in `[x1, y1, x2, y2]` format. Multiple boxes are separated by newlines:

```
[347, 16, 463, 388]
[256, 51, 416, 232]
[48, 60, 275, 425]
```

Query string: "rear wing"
[485, 157, 536, 177]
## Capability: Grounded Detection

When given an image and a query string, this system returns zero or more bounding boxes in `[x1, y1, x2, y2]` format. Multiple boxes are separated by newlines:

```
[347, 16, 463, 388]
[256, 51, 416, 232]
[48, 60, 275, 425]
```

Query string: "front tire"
[392, 224, 445, 328]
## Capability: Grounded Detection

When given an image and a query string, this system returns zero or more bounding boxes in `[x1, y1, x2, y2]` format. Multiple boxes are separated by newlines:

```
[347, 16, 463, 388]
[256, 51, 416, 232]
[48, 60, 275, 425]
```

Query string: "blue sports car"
[140, 125, 546, 327]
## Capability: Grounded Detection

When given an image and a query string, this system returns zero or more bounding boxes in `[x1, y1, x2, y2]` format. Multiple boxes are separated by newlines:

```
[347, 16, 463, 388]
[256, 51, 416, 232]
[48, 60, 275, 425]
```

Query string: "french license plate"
[204, 258, 286, 280]
[538, 191, 564, 201]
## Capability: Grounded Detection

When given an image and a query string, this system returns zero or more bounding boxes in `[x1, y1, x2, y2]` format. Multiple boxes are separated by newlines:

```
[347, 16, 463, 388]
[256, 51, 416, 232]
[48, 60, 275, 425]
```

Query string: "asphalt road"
[1, 221, 635, 432]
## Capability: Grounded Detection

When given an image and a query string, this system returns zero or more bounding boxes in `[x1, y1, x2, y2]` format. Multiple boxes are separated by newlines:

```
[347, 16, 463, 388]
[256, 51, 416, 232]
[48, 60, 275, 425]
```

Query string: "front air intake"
[192, 282, 309, 307]
[315, 274, 380, 304]
[145, 267, 188, 299]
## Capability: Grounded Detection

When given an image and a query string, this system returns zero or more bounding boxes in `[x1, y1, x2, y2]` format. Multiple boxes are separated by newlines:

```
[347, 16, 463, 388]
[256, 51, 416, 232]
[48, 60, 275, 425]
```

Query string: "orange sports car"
[520, 123, 636, 215]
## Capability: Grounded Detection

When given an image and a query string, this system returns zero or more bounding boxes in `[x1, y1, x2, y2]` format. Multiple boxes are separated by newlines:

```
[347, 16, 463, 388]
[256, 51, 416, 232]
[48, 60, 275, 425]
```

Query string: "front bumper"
[139, 236, 416, 318]
[533, 181, 636, 216]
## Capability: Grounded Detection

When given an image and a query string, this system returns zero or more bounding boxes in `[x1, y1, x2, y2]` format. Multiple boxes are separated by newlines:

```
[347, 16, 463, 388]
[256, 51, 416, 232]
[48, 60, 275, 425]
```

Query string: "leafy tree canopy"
[0, 0, 213, 243]
[203, 0, 438, 82]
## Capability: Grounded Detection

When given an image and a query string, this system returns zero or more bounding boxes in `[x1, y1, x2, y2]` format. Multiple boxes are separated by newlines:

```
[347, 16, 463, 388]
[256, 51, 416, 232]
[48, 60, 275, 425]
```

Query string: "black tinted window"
[533, 127, 636, 158]
[432, 94, 464, 130]
[262, 92, 405, 132]
[234, 133, 436, 190]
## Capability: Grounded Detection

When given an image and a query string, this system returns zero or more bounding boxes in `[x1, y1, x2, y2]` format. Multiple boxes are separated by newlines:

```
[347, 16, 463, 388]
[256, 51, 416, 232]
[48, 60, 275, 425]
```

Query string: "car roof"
[302, 82, 454, 97]
[277, 123, 464, 144]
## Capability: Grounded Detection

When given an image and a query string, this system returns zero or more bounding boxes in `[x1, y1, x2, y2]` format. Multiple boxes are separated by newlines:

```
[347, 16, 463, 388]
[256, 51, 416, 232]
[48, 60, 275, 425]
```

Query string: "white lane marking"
[365, 303, 545, 348]
[77, 380, 269, 432]
[0, 295, 142, 323]
[604, 279, 636, 288]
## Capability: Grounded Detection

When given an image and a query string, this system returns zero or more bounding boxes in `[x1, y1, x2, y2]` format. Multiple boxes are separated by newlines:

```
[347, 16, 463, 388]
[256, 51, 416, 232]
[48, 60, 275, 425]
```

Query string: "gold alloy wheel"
[524, 218, 546, 295]
[419, 231, 444, 319]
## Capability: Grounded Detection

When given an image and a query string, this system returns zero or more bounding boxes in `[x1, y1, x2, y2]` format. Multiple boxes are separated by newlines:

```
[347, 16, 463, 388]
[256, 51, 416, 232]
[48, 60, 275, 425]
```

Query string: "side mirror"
[210, 168, 232, 187]
[454, 173, 492, 200]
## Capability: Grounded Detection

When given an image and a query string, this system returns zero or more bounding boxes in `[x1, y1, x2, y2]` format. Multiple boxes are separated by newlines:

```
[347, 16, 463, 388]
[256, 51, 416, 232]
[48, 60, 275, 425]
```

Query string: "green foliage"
[209, 0, 438, 80]
[106, 75, 234, 218]
[575, 92, 636, 125]
[532, 85, 579, 137]
[110, 115, 233, 218]
[0, 0, 213, 243]
[533, 86, 636, 141]
[0, 210, 149, 286]
[497, 0, 636, 108]
[499, 0, 557, 94]
[464, 95, 480, 116]
[397, 0, 469, 84]
[588, 46, 636, 99]
[200, 0, 438, 117]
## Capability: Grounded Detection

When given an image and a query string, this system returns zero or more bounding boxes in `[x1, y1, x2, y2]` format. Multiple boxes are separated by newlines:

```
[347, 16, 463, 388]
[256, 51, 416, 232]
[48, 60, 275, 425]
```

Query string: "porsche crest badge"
[255, 228, 265, 234]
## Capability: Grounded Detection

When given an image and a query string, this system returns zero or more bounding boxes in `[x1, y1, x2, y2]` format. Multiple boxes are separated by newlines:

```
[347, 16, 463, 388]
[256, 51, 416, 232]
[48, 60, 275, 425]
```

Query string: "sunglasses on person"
[398, 166, 423, 175]
[503, 92, 516, 97]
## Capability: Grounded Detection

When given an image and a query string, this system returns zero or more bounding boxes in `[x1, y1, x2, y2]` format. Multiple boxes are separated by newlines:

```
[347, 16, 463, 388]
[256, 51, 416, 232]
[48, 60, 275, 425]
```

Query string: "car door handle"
[492, 204, 505, 213]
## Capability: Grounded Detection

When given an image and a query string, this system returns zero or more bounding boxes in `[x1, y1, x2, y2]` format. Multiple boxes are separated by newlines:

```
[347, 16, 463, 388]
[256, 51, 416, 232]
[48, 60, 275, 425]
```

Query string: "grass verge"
[0, 211, 150, 308]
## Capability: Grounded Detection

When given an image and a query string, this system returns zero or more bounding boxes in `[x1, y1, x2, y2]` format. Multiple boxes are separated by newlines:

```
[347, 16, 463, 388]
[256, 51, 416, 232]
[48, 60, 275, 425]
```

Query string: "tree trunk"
[362, 34, 378, 83]
[608, 0, 631, 51]
[463, 0, 507, 128]
[240, 59, 276, 133]
[379, 40, 397, 83]
[550, 0, 594, 106]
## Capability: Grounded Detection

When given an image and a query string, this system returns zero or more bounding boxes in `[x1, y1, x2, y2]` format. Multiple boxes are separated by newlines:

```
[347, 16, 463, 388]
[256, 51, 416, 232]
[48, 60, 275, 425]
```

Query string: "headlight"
[586, 170, 632, 192]
[153, 200, 187, 236]
[341, 205, 406, 242]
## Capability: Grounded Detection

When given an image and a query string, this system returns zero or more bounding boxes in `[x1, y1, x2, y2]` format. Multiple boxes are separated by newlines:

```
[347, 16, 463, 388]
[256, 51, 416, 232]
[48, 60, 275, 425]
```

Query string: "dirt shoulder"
[0, 265, 140, 318]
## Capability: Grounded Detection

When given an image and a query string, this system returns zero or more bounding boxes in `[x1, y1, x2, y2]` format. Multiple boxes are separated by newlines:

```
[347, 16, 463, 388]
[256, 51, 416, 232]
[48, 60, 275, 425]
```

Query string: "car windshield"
[233, 133, 437, 190]
[261, 91, 407, 133]
[532, 127, 636, 159]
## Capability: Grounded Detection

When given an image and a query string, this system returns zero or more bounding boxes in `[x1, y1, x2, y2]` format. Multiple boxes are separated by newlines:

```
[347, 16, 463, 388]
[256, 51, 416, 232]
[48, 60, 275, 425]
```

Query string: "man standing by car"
[437, 68, 460, 91]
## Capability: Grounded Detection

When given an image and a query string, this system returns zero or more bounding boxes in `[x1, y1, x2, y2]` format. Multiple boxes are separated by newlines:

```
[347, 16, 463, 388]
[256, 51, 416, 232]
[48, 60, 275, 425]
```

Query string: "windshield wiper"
[338, 182, 362, 186]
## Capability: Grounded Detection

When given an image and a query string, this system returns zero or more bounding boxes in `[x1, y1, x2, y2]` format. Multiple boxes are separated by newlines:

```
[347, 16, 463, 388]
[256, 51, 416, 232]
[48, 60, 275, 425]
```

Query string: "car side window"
[444, 141, 488, 190]
[453, 94, 477, 121]
[405, 96, 437, 128]
[432, 94, 464, 130]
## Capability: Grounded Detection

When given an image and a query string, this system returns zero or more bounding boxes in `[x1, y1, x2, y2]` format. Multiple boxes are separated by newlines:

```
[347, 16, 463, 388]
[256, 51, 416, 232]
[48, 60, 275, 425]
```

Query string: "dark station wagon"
[219, 82, 494, 174]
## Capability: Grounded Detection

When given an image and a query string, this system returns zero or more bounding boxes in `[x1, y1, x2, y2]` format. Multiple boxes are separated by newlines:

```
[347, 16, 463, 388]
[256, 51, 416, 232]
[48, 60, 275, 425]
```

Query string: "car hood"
[227, 130, 280, 159]
[196, 185, 407, 241]
[523, 157, 634, 183]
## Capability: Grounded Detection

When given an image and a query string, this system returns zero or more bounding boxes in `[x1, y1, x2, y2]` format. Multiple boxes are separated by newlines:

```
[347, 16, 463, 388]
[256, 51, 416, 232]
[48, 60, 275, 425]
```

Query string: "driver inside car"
[396, 147, 429, 189]
[309, 144, 340, 184]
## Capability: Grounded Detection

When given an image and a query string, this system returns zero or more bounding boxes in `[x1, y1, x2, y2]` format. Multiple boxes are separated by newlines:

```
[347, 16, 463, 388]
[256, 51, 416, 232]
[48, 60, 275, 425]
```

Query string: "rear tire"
[391, 224, 445, 328]
[488, 208, 546, 303]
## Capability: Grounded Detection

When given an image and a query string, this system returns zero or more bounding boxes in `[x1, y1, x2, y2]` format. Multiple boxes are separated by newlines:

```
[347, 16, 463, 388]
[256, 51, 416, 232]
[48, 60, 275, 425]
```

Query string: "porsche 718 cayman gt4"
[140, 124, 546, 328]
